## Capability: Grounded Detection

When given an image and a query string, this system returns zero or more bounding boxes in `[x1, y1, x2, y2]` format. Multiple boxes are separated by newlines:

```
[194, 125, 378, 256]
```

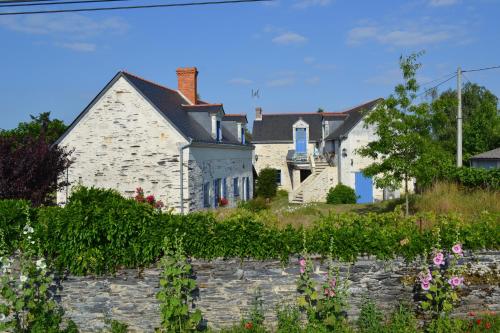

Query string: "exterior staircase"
[290, 160, 330, 204]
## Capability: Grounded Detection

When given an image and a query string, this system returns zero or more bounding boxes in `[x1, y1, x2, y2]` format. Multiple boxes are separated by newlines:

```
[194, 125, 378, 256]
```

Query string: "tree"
[255, 168, 278, 199]
[0, 112, 67, 144]
[358, 52, 435, 215]
[430, 83, 500, 162]
[0, 133, 71, 206]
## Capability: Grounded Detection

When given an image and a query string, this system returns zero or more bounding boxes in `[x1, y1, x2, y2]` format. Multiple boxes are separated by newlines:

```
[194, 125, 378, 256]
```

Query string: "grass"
[414, 182, 500, 217]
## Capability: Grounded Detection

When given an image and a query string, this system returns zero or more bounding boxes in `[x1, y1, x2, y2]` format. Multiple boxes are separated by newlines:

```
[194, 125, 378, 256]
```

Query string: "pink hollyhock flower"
[300, 267, 305, 274]
[329, 278, 336, 288]
[433, 252, 444, 266]
[421, 281, 431, 290]
[324, 288, 336, 297]
[448, 276, 463, 288]
[299, 258, 306, 267]
[452, 244, 463, 256]
[419, 271, 432, 283]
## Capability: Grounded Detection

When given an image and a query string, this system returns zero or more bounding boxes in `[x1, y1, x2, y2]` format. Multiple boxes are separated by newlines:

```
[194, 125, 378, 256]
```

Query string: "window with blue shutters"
[203, 182, 210, 208]
[216, 120, 222, 142]
[233, 178, 239, 198]
[241, 128, 245, 144]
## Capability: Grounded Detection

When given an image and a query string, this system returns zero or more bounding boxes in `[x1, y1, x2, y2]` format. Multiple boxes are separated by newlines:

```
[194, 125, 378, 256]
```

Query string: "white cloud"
[292, 0, 332, 9]
[347, 21, 460, 46]
[429, 0, 458, 7]
[228, 78, 253, 85]
[304, 56, 316, 64]
[267, 77, 296, 87]
[56, 42, 96, 52]
[272, 32, 307, 45]
[306, 76, 321, 85]
[0, 14, 128, 37]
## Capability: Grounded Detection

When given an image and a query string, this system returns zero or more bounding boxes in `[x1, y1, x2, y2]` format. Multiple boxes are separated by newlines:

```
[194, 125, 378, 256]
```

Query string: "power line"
[416, 73, 457, 98]
[0, 0, 144, 8]
[0, 0, 271, 15]
[419, 71, 456, 87]
[0, 0, 59, 3]
[462, 65, 500, 73]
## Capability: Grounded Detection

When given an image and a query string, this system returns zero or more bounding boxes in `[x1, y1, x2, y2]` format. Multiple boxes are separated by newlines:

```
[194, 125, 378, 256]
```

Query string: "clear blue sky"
[1, 0, 499, 130]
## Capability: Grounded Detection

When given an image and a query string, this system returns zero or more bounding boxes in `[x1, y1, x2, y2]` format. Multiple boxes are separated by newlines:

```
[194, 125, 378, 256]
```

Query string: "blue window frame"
[203, 182, 210, 208]
[295, 128, 307, 153]
[233, 178, 239, 197]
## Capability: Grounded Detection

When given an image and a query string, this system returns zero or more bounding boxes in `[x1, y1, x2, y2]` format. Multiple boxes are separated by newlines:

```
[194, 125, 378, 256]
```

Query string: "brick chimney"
[255, 107, 262, 121]
[176, 67, 198, 104]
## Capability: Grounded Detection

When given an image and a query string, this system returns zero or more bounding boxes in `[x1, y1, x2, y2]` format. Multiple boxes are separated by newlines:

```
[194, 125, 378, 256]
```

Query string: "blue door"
[355, 172, 373, 204]
[295, 128, 307, 153]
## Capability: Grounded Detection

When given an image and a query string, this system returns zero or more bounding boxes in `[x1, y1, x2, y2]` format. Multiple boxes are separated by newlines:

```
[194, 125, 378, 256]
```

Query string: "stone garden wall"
[57, 251, 500, 332]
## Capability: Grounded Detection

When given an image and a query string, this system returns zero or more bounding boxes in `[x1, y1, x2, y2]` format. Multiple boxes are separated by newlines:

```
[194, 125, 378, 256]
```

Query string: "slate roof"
[470, 147, 500, 160]
[252, 98, 382, 143]
[325, 98, 382, 140]
[55, 71, 248, 146]
[252, 113, 324, 143]
[223, 114, 248, 123]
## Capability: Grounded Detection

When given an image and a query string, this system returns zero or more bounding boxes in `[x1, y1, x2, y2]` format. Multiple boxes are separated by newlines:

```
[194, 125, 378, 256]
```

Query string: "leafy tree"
[255, 168, 278, 198]
[430, 83, 500, 162]
[0, 112, 67, 144]
[358, 52, 435, 215]
[0, 133, 71, 206]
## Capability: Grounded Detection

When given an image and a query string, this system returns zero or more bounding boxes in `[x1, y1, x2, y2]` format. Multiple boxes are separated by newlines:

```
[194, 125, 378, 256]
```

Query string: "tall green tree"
[0, 112, 67, 144]
[358, 52, 436, 215]
[430, 83, 500, 162]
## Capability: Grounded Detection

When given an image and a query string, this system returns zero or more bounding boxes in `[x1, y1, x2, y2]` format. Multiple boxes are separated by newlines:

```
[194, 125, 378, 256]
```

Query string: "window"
[241, 128, 245, 144]
[275, 169, 281, 185]
[216, 120, 222, 142]
[213, 178, 221, 207]
[233, 178, 240, 198]
[203, 182, 210, 208]
[222, 178, 227, 199]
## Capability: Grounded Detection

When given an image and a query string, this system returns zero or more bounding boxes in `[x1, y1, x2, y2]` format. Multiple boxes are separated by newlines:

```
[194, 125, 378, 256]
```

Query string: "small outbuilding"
[470, 148, 500, 169]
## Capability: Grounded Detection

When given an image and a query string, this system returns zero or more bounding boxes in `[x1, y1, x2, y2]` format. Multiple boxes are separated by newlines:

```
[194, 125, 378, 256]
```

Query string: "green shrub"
[441, 166, 500, 189]
[326, 184, 357, 204]
[255, 168, 278, 198]
[357, 298, 384, 333]
[36, 186, 173, 275]
[0, 199, 31, 253]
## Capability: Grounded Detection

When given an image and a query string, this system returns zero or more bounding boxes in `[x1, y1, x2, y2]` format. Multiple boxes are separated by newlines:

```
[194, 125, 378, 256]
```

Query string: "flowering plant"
[134, 187, 164, 209]
[0, 206, 76, 332]
[419, 227, 465, 317]
[218, 197, 229, 207]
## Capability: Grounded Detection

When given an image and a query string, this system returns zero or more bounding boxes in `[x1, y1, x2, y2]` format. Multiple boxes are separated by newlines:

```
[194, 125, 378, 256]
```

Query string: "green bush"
[0, 199, 31, 253]
[255, 168, 278, 198]
[36, 186, 173, 275]
[441, 166, 500, 189]
[326, 184, 357, 204]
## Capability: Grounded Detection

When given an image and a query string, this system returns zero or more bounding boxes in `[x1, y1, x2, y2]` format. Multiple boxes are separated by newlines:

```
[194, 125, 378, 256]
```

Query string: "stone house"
[252, 99, 393, 203]
[55, 67, 253, 213]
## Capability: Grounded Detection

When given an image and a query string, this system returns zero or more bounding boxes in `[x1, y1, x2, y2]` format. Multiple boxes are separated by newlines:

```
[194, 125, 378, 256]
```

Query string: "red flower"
[476, 319, 482, 325]
[155, 200, 164, 209]
[244, 322, 253, 330]
[146, 195, 155, 204]
[218, 197, 228, 207]
[468, 311, 476, 317]
[485, 322, 491, 329]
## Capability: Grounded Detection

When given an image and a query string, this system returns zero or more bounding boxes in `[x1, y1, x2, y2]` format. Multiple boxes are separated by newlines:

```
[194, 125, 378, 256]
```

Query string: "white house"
[55, 67, 253, 213]
[252, 99, 394, 204]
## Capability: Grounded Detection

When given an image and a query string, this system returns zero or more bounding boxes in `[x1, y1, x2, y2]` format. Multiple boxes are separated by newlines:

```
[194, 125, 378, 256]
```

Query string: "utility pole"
[457, 67, 462, 167]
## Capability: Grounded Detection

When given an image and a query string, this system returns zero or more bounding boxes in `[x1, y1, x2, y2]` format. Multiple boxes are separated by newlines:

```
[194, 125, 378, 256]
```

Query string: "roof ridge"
[337, 98, 383, 114]
[263, 112, 325, 116]
[121, 70, 181, 95]
[224, 113, 247, 116]
[182, 103, 223, 107]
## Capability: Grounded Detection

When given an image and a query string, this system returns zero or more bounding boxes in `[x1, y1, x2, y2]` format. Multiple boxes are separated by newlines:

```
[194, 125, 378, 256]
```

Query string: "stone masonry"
[57, 251, 499, 332]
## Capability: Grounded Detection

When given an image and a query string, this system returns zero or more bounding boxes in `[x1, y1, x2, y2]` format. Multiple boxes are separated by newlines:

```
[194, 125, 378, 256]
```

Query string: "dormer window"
[293, 119, 309, 156]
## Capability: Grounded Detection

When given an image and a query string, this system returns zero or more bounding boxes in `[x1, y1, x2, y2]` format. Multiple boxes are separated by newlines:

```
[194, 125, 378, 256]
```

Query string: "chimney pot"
[255, 107, 262, 121]
[176, 67, 198, 104]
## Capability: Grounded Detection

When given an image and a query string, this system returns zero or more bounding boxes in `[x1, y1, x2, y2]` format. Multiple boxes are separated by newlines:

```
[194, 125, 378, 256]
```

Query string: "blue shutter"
[213, 179, 220, 207]
[355, 172, 373, 203]
[295, 128, 307, 153]
[222, 178, 227, 198]
[241, 128, 245, 144]
[245, 177, 250, 200]
[233, 178, 239, 197]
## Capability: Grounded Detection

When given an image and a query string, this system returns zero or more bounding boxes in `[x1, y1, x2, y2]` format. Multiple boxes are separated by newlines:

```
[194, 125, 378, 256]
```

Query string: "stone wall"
[58, 251, 499, 332]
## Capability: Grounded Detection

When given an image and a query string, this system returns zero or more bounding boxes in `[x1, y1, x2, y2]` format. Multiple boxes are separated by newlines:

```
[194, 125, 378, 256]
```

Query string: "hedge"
[442, 166, 500, 189]
[0, 187, 498, 275]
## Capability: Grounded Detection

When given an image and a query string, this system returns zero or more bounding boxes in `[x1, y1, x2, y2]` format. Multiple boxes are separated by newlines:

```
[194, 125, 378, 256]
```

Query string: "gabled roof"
[325, 98, 382, 140]
[470, 147, 500, 160]
[223, 114, 248, 123]
[252, 113, 324, 143]
[55, 71, 249, 146]
[251, 98, 382, 143]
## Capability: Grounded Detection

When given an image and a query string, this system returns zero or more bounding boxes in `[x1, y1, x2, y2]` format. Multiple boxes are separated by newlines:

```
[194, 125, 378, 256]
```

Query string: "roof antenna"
[251, 88, 260, 99]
